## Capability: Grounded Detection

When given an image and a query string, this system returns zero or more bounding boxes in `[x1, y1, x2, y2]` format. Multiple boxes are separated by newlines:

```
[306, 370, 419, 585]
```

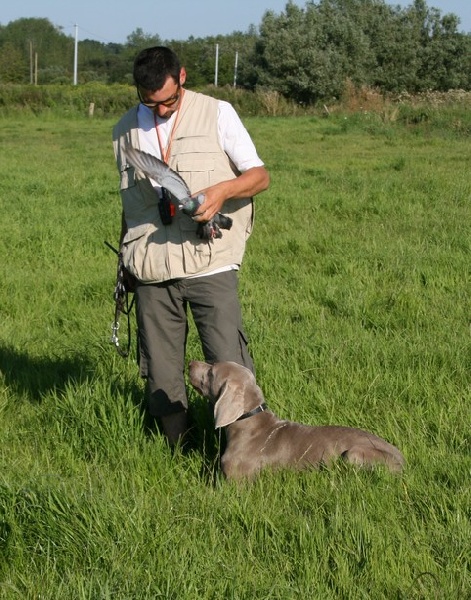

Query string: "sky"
[1, 0, 470, 44]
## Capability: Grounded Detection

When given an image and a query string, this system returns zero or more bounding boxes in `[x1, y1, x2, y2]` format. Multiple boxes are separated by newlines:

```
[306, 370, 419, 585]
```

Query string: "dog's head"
[188, 361, 265, 428]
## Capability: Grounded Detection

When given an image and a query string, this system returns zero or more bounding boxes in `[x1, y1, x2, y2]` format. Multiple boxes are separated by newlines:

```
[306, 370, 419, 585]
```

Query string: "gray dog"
[189, 360, 405, 480]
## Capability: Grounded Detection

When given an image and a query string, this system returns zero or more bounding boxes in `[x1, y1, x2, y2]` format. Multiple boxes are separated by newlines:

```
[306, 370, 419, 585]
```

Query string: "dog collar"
[236, 403, 268, 422]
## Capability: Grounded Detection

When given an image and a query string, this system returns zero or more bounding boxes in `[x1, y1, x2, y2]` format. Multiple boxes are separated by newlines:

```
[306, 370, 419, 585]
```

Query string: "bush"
[0, 82, 470, 125]
[0, 83, 137, 117]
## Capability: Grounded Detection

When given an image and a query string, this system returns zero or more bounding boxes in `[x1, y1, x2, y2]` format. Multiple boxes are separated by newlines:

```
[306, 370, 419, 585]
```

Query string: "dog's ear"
[213, 382, 246, 428]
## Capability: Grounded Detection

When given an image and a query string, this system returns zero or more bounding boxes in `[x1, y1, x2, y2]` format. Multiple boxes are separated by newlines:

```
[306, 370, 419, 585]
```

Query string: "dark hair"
[133, 46, 181, 90]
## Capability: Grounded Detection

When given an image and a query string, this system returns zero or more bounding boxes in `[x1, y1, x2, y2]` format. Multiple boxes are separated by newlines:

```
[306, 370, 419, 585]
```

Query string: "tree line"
[0, 0, 469, 104]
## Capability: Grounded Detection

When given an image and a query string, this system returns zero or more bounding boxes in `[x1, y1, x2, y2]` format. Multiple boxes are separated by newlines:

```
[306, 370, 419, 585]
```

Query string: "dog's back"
[223, 412, 404, 479]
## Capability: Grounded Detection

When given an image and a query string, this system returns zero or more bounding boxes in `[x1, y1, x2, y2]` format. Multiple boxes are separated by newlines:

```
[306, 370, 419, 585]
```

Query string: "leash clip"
[110, 321, 120, 346]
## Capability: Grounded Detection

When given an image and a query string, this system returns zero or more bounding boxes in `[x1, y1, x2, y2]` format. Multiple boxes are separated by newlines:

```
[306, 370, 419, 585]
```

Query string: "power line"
[63, 22, 116, 44]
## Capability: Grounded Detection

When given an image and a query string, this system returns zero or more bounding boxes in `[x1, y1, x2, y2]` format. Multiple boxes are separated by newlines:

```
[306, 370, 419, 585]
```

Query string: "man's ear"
[179, 67, 187, 87]
[213, 382, 245, 428]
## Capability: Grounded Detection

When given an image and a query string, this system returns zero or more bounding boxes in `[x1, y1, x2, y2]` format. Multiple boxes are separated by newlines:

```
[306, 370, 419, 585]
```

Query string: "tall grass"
[0, 110, 470, 598]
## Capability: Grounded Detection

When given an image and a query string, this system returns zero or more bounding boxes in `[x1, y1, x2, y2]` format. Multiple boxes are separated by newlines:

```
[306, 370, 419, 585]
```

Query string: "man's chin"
[157, 109, 177, 120]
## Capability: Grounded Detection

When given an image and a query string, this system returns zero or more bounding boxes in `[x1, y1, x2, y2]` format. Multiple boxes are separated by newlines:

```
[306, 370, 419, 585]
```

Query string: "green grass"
[0, 110, 470, 599]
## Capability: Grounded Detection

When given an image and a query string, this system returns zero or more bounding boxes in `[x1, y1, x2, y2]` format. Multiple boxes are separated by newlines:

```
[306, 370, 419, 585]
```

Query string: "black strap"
[111, 288, 135, 358]
[236, 403, 268, 422]
[107, 242, 135, 358]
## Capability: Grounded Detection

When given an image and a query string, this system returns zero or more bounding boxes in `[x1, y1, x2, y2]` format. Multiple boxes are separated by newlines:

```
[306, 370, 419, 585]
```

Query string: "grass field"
[0, 109, 470, 598]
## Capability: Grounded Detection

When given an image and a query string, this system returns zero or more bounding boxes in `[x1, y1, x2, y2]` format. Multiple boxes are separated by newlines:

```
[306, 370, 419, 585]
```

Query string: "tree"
[244, 0, 470, 103]
[0, 41, 27, 83]
[408, 3, 471, 90]
[245, 1, 374, 103]
[79, 40, 131, 84]
[0, 18, 73, 84]
[0, 8, 469, 93]
[126, 28, 161, 50]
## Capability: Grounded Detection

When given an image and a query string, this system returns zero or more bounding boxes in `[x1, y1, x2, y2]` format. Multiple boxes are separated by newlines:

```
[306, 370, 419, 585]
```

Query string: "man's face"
[137, 68, 186, 119]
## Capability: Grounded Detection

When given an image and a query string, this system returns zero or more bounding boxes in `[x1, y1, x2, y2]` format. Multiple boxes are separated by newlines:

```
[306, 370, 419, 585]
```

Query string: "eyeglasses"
[137, 86, 181, 108]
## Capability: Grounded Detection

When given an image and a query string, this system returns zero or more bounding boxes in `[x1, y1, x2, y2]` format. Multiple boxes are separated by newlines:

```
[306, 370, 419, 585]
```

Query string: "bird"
[125, 147, 232, 240]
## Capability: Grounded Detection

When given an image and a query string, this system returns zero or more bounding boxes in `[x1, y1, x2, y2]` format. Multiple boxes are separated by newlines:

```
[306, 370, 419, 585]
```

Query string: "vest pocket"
[119, 164, 136, 191]
[182, 238, 212, 275]
[121, 224, 168, 283]
[176, 158, 215, 194]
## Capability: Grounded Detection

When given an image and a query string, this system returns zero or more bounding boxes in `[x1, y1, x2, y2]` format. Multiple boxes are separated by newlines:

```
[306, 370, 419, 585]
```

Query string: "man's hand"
[190, 187, 226, 223]
[180, 192, 232, 239]
[192, 165, 269, 223]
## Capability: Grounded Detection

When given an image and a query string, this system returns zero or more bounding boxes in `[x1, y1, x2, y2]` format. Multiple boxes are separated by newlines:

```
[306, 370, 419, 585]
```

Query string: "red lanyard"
[154, 89, 185, 165]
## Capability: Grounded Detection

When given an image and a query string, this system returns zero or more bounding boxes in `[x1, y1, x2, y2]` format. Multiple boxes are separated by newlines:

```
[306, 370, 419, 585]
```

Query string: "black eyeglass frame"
[137, 85, 181, 108]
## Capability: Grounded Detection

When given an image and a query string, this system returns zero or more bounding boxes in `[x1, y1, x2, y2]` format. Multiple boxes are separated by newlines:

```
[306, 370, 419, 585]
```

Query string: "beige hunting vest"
[112, 90, 254, 283]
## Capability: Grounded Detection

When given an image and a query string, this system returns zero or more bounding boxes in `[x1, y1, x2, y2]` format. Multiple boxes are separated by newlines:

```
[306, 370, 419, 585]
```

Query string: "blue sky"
[2, 0, 470, 44]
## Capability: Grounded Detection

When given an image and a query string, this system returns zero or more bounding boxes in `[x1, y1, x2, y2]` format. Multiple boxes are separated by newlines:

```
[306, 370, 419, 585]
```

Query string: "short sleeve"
[217, 101, 265, 173]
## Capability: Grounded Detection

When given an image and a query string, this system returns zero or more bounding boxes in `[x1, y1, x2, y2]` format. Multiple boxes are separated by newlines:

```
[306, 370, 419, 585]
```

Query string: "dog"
[189, 360, 405, 480]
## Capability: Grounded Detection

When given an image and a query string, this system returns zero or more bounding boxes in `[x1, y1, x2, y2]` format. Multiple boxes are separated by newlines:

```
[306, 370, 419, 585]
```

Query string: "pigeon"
[126, 147, 232, 240]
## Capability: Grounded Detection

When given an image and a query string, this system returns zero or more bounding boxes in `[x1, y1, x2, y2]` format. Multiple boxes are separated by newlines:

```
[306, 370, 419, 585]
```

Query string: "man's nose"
[154, 105, 170, 118]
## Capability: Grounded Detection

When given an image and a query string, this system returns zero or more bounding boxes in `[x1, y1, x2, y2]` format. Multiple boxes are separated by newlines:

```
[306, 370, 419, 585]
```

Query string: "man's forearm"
[221, 166, 270, 201]
[193, 166, 270, 222]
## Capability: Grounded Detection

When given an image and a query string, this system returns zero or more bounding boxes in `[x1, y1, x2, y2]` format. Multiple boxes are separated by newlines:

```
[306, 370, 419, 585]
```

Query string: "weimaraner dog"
[189, 360, 405, 480]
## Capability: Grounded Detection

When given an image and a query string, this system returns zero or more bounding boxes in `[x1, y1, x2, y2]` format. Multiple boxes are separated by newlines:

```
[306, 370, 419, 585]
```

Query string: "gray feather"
[126, 147, 191, 201]
[125, 146, 233, 239]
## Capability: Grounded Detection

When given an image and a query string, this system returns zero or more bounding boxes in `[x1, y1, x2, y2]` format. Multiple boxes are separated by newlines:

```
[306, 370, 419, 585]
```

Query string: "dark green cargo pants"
[135, 270, 254, 417]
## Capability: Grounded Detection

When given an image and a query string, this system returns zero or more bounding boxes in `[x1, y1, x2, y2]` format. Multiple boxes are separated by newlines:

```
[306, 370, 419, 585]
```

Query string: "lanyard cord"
[154, 89, 185, 164]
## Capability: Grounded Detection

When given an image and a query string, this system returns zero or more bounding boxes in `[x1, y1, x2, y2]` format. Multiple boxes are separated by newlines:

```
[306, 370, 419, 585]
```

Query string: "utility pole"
[214, 43, 219, 87]
[233, 51, 239, 88]
[73, 24, 78, 85]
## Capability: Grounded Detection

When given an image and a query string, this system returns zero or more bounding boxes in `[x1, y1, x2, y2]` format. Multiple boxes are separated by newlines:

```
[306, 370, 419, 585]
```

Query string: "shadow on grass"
[139, 391, 224, 483]
[0, 344, 93, 403]
[0, 344, 224, 482]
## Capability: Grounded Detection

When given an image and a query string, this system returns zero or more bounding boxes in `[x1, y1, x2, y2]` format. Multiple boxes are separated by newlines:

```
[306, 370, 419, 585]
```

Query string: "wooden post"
[29, 41, 33, 84]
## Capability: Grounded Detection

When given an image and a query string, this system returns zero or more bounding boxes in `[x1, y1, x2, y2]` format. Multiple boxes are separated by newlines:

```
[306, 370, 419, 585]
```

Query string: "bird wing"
[125, 146, 233, 240]
[126, 147, 191, 202]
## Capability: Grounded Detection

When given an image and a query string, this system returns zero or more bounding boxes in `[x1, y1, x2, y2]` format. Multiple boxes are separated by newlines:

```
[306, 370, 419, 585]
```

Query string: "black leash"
[105, 241, 135, 358]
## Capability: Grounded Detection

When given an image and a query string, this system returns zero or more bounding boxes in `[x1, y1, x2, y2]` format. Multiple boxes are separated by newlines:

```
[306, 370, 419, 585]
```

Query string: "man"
[112, 46, 269, 445]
